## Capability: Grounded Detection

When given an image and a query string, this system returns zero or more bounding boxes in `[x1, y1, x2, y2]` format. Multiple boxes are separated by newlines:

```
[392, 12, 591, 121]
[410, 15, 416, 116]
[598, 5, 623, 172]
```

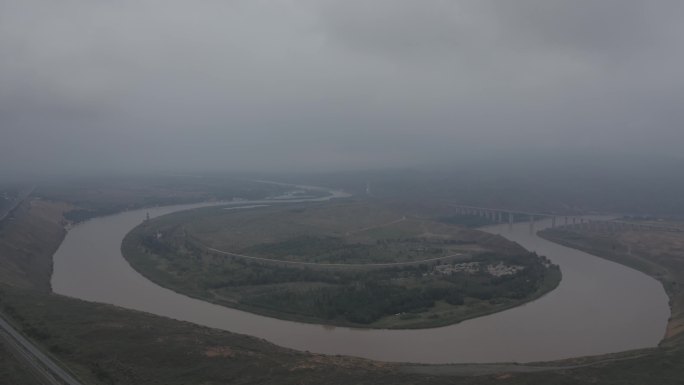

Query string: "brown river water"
[51, 192, 669, 364]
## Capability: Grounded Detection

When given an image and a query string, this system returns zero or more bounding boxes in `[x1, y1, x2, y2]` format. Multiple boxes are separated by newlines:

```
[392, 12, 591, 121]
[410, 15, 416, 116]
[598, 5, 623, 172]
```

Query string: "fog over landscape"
[2, 0, 684, 176]
[5, 3, 684, 384]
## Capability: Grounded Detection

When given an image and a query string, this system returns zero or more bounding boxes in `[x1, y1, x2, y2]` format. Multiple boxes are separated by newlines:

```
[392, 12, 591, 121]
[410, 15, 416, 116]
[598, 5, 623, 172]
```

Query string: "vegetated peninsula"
[122, 200, 560, 329]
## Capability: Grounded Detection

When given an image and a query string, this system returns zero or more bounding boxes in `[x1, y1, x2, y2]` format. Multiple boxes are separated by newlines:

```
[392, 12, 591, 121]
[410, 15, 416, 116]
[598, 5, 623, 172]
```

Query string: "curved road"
[205, 246, 464, 269]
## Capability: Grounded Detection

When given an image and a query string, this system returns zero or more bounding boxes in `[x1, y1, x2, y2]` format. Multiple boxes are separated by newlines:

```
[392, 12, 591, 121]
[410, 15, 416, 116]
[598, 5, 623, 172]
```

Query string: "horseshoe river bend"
[51, 190, 669, 364]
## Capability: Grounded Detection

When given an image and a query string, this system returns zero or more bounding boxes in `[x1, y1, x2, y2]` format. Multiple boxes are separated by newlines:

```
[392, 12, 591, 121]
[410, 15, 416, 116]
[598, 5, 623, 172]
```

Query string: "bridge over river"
[450, 204, 682, 233]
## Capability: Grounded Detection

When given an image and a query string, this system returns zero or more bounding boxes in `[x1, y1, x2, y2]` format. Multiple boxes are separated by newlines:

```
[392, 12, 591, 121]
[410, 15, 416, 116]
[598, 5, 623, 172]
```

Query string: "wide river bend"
[51, 193, 669, 364]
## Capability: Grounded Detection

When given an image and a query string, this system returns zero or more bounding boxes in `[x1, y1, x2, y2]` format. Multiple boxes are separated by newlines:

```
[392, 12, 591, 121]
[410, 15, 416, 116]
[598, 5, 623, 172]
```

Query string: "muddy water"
[51, 198, 669, 363]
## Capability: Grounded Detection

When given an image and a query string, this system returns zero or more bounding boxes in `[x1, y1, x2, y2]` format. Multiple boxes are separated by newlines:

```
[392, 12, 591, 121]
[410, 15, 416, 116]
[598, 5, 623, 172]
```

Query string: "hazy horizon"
[2, 1, 684, 177]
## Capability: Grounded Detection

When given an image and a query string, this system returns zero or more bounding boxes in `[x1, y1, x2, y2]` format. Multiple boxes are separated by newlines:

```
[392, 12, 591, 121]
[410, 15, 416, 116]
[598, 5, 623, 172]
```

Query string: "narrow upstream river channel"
[51, 191, 669, 363]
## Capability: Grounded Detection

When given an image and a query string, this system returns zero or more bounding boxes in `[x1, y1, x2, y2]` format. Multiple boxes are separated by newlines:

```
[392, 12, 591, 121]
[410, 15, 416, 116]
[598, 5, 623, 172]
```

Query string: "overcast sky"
[2, 1, 683, 176]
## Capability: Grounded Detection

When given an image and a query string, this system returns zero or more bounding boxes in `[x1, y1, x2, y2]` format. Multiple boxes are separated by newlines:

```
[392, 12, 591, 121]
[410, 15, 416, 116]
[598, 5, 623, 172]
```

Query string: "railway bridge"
[448, 204, 682, 233]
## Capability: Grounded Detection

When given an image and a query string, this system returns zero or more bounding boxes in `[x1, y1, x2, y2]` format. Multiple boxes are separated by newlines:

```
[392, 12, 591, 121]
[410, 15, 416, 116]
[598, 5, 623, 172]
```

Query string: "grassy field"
[0, 198, 70, 292]
[143, 201, 494, 262]
[122, 201, 561, 328]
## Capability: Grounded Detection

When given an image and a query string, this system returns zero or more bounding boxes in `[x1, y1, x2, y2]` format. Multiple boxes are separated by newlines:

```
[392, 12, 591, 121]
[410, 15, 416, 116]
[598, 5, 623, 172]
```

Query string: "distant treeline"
[38, 176, 299, 223]
[299, 159, 684, 218]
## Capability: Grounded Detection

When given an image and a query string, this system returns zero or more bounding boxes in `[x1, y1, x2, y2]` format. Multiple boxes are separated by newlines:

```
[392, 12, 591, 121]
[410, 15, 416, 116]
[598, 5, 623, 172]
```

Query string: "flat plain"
[123, 201, 560, 328]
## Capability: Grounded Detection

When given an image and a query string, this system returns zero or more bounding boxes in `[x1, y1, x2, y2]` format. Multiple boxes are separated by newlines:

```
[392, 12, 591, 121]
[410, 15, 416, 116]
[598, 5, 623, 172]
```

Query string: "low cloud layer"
[2, 1, 683, 176]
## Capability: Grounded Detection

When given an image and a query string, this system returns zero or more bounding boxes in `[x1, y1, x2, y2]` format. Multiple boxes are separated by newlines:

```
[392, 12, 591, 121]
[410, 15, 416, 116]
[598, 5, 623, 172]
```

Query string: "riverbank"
[539, 225, 684, 341]
[0, 198, 70, 292]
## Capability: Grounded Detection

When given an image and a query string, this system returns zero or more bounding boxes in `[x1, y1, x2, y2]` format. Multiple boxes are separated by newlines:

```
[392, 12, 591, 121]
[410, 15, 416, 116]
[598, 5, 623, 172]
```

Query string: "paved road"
[0, 186, 35, 223]
[0, 313, 83, 385]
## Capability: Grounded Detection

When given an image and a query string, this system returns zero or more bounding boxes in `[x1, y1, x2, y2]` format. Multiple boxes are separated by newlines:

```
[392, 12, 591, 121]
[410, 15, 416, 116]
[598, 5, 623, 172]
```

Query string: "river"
[51, 192, 669, 364]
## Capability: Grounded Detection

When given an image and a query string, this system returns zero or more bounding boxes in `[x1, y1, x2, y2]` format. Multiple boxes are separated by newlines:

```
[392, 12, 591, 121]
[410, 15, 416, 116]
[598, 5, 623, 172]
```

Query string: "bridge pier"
[449, 204, 613, 234]
[529, 215, 535, 234]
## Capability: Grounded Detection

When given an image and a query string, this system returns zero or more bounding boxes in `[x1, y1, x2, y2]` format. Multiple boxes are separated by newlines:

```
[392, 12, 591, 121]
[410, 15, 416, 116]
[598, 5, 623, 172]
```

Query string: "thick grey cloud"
[1, 1, 683, 176]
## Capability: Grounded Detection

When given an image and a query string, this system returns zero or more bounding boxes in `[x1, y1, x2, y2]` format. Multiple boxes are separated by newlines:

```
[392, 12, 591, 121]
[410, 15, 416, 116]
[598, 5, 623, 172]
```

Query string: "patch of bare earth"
[204, 346, 235, 358]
